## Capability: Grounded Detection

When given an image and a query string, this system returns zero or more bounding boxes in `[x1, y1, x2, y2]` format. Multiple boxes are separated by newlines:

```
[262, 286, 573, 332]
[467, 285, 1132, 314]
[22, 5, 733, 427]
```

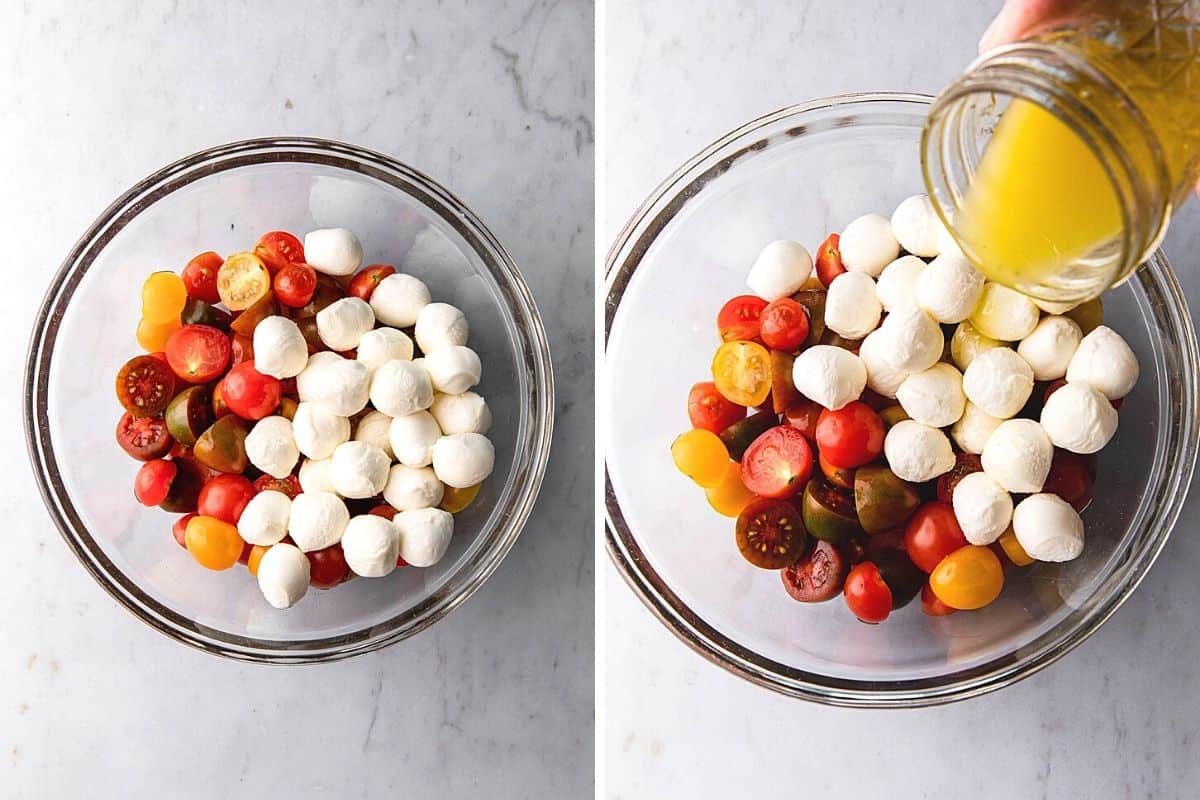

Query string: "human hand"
[978, 0, 1091, 53]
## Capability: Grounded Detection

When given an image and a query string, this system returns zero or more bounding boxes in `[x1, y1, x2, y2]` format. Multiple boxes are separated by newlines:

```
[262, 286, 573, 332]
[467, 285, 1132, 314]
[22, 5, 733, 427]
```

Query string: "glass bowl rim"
[26, 136, 555, 664]
[603, 92, 1199, 707]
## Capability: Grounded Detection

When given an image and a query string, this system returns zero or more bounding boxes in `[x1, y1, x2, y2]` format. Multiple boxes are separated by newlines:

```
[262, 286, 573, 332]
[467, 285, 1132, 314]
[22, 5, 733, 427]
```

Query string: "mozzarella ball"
[288, 491, 350, 552]
[746, 240, 813, 301]
[253, 316, 309, 379]
[296, 354, 370, 416]
[952, 472, 1013, 545]
[1041, 382, 1118, 453]
[244, 415, 300, 479]
[825, 271, 882, 339]
[357, 327, 414, 372]
[238, 490, 292, 546]
[791, 345, 867, 411]
[950, 401, 1003, 454]
[396, 507, 454, 568]
[1017, 316, 1082, 381]
[257, 543, 310, 609]
[981, 419, 1052, 493]
[370, 273, 431, 327]
[303, 228, 363, 276]
[1065, 325, 1139, 400]
[890, 194, 942, 257]
[1012, 494, 1085, 562]
[383, 464, 445, 511]
[883, 420, 956, 483]
[970, 283, 1040, 341]
[432, 432, 495, 488]
[370, 360, 434, 417]
[298, 457, 337, 494]
[353, 410, 395, 460]
[859, 330, 909, 398]
[874, 255, 925, 312]
[316, 297, 375, 352]
[916, 253, 984, 324]
[429, 391, 492, 435]
[389, 410, 441, 467]
[962, 348, 1034, 419]
[839, 213, 900, 277]
[340, 515, 399, 578]
[291, 402, 351, 460]
[896, 363, 966, 427]
[423, 346, 482, 394]
[950, 320, 1002, 370]
[877, 307, 944, 373]
[330, 440, 391, 499]
[415, 302, 469, 354]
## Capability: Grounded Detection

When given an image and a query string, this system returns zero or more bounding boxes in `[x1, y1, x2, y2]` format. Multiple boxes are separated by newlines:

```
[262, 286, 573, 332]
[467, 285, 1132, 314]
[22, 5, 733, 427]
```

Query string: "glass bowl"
[26, 138, 554, 663]
[604, 93, 1199, 707]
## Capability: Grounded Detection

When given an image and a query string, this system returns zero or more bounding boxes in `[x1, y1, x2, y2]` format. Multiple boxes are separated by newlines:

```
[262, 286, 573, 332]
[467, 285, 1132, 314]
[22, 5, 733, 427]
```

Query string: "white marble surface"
[604, 2, 1200, 798]
[0, 2, 592, 797]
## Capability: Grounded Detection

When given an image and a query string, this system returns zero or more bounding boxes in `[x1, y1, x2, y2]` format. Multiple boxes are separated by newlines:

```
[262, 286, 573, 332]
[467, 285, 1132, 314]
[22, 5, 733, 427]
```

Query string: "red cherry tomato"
[815, 233, 845, 288]
[1043, 449, 1095, 512]
[134, 459, 177, 506]
[172, 513, 196, 548]
[740, 425, 814, 499]
[368, 504, 398, 521]
[253, 474, 301, 499]
[843, 561, 892, 623]
[935, 453, 983, 503]
[254, 231, 305, 274]
[181, 251, 223, 304]
[116, 412, 174, 460]
[904, 502, 968, 573]
[814, 401, 885, 469]
[758, 298, 811, 352]
[221, 362, 282, 420]
[920, 581, 957, 616]
[784, 399, 823, 441]
[165, 325, 232, 384]
[274, 262, 318, 308]
[308, 544, 351, 588]
[197, 474, 257, 524]
[348, 265, 397, 300]
[717, 295, 768, 342]
[687, 381, 746, 433]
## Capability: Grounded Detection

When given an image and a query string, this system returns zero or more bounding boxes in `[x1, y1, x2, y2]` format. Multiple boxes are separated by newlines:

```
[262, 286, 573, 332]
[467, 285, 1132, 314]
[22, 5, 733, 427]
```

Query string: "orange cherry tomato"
[184, 515, 245, 570]
[929, 545, 1004, 610]
[711, 340, 772, 407]
[246, 544, 270, 576]
[440, 483, 481, 513]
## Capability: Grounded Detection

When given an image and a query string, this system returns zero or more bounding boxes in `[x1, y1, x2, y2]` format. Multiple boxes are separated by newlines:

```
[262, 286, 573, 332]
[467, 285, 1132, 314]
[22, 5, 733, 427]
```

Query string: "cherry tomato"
[246, 544, 270, 576]
[843, 561, 892, 623]
[815, 233, 846, 288]
[212, 379, 230, 419]
[254, 231, 305, 274]
[687, 381, 745, 433]
[172, 513, 195, 549]
[136, 317, 182, 352]
[181, 298, 233, 330]
[116, 412, 174, 460]
[193, 415, 249, 473]
[141, 271, 188, 325]
[814, 401, 885, 469]
[904, 502, 968, 573]
[217, 252, 271, 310]
[997, 527, 1035, 567]
[230, 334, 255, 367]
[197, 474, 256, 524]
[274, 262, 318, 308]
[348, 265, 396, 300]
[254, 474, 301, 499]
[134, 459, 177, 506]
[936, 453, 984, 503]
[784, 399, 823, 441]
[759, 298, 810, 352]
[221, 362, 281, 420]
[165, 325, 232, 384]
[181, 251, 223, 304]
[718, 411, 776, 461]
[440, 483, 480, 513]
[712, 340, 772, 407]
[929, 545, 1004, 610]
[704, 461, 755, 517]
[717, 295, 768, 342]
[229, 293, 280, 338]
[184, 515, 245, 570]
[368, 504, 398, 521]
[671, 429, 730, 488]
[159, 459, 205, 513]
[308, 544, 351, 589]
[735, 497, 807, 569]
[1043, 449, 1095, 512]
[740, 425, 813, 499]
[116, 354, 177, 417]
[768, 350, 801, 414]
[920, 581, 957, 616]
[781, 540, 848, 602]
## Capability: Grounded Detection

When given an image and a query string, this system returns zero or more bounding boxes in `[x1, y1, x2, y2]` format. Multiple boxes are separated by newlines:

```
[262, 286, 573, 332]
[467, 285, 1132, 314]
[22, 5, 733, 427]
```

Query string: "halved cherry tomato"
[116, 355, 177, 417]
[254, 474, 301, 499]
[197, 474, 256, 524]
[759, 298, 810, 352]
[844, 561, 892, 623]
[181, 251, 223, 304]
[929, 545, 1004, 610]
[671, 429, 730, 488]
[815, 233, 845, 288]
[687, 381, 745, 433]
[116, 412, 174, 460]
[172, 513, 195, 549]
[735, 497, 807, 569]
[254, 231, 305, 274]
[134, 459, 177, 506]
[274, 262, 318, 308]
[308, 544, 351, 588]
[921, 581, 957, 616]
[221, 362, 281, 420]
[348, 265, 396, 301]
[1043, 449, 1095, 512]
[184, 515, 245, 571]
[717, 295, 768, 342]
[904, 502, 968, 573]
[814, 401, 885, 469]
[217, 252, 271, 310]
[740, 425, 813, 499]
[165, 325, 232, 384]
[936, 453, 983, 503]
[718, 411, 776, 461]
[781, 540, 848, 602]
[801, 478, 861, 543]
[712, 340, 772, 407]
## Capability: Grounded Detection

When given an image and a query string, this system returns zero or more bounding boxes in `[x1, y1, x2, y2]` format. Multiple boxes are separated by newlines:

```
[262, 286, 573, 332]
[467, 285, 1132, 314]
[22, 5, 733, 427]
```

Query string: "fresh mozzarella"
[1040, 382, 1118, 453]
[824, 271, 882, 339]
[791, 345, 867, 411]
[915, 253, 984, 324]
[252, 316, 309, 379]
[395, 507, 454, 568]
[896, 363, 966, 427]
[303, 228, 363, 276]
[950, 320, 1001, 371]
[287, 491, 350, 552]
[1065, 325, 1139, 400]
[1018, 315, 1082, 381]
[370, 360, 434, 417]
[962, 347, 1034, 419]
[316, 297, 375, 352]
[353, 410, 395, 460]
[340, 515, 400, 578]
[382, 463, 445, 511]
[291, 402, 351, 460]
[981, 418, 1052, 493]
[423, 346, 482, 395]
[298, 457, 337, 494]
[415, 302, 470, 354]
[877, 307, 944, 373]
[1012, 494, 1085, 562]
[429, 391, 492, 435]
[370, 273, 431, 327]
[295, 353, 370, 416]
[746, 240, 813, 300]
[244, 415, 300, 479]
[950, 401, 1002, 455]
[890, 194, 942, 257]
[238, 490, 292, 546]
[859, 330, 909, 399]
[883, 420, 956, 483]
[970, 283, 1040, 341]
[838, 213, 899, 277]
[431, 432, 495, 489]
[874, 255, 925, 312]
[357, 327, 414, 372]
[256, 543, 310, 609]
[951, 472, 1012, 545]
[389, 410, 442, 467]
[330, 441, 391, 499]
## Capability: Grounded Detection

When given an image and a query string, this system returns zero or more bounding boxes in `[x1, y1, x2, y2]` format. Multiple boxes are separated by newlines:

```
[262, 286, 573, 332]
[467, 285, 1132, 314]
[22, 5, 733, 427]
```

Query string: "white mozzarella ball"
[839, 213, 900, 277]
[1041, 382, 1118, 454]
[415, 302, 469, 354]
[244, 415, 300, 479]
[1033, 296, 1079, 315]
[432, 432, 495, 488]
[1065, 325, 1139, 400]
[288, 491, 350, 552]
[357, 327, 414, 372]
[238, 490, 292, 546]
[859, 330, 909, 399]
[383, 464, 445, 511]
[981, 419, 1052, 493]
[950, 320, 1001, 370]
[389, 410, 441, 467]
[396, 507, 454, 568]
[824, 271, 882, 339]
[330, 441, 391, 499]
[890, 194, 942, 257]
[1017, 316, 1082, 381]
[423, 346, 482, 394]
[916, 253, 984, 324]
[896, 363, 966, 427]
[962, 348, 1034, 419]
[883, 420, 955, 483]
[970, 283, 1040, 341]
[950, 401, 1003, 454]
[1012, 494, 1085, 562]
[353, 410, 395, 460]
[252, 316, 309, 379]
[877, 307, 944, 373]
[256, 543, 310, 609]
[315, 297, 375, 352]
[370, 273, 431, 327]
[340, 515, 399, 578]
[746, 240, 813, 301]
[951, 472, 1013, 545]
[303, 228, 362, 276]
[429, 391, 492, 435]
[370, 360, 434, 417]
[298, 457, 337, 494]
[874, 255, 925, 312]
[296, 353, 370, 416]
[291, 402, 350, 460]
[791, 345, 867, 411]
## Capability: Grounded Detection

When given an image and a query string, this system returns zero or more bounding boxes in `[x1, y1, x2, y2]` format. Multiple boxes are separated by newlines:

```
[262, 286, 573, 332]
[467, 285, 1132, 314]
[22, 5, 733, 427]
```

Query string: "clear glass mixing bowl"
[604, 93, 1198, 706]
[26, 138, 554, 663]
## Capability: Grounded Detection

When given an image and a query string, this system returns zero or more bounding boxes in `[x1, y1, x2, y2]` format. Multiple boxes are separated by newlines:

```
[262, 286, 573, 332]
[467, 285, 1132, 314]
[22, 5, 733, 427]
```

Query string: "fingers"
[979, 0, 1092, 53]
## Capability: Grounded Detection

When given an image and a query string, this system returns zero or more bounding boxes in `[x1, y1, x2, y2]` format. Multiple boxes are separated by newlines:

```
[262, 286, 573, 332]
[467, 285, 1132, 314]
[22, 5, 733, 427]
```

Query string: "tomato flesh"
[221, 362, 282, 420]
[712, 340, 772, 407]
[217, 252, 271, 310]
[116, 355, 177, 417]
[735, 497, 807, 569]
[254, 474, 301, 499]
[843, 561, 893, 623]
[717, 295, 768, 342]
[687, 381, 745, 433]
[904, 502, 968, 573]
[116, 412, 174, 460]
[254, 231, 305, 274]
[936, 453, 984, 503]
[740, 425, 813, 499]
[165, 325, 232, 384]
[759, 298, 810, 352]
[815, 401, 885, 469]
[781, 540, 848, 602]
[181, 251, 223, 304]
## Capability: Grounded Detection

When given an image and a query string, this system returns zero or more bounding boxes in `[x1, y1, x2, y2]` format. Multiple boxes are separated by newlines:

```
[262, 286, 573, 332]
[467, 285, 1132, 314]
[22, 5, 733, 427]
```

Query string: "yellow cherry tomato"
[217, 252, 271, 311]
[441, 483, 481, 513]
[929, 545, 1005, 610]
[136, 317, 181, 352]
[278, 397, 299, 421]
[671, 429, 730, 488]
[184, 515, 245, 571]
[141, 271, 188, 324]
[705, 461, 755, 517]
[1066, 297, 1104, 334]
[246, 544, 270, 576]
[711, 340, 772, 407]
[997, 526, 1035, 567]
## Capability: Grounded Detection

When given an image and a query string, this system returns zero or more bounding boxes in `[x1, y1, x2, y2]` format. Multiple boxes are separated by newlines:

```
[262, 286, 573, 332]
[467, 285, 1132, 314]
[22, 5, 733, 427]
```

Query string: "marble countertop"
[0, 1, 592, 797]
[604, 2, 1200, 798]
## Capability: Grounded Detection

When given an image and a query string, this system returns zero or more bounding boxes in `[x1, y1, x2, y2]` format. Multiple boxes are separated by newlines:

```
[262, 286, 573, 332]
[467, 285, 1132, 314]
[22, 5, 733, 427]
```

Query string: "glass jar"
[923, 1, 1200, 303]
